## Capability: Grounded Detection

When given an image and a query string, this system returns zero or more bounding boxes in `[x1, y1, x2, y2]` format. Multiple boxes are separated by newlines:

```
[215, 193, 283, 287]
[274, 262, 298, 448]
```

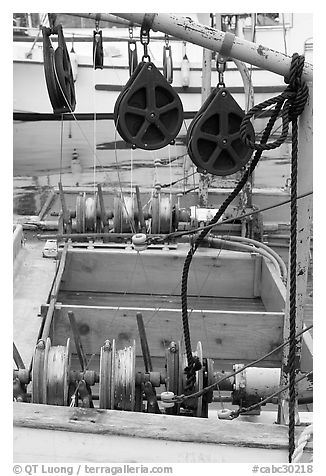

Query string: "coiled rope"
[292, 424, 313, 463]
[181, 53, 309, 399]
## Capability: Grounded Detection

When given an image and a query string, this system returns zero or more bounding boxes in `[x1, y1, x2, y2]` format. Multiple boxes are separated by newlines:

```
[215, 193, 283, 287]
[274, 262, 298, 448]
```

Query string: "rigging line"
[93, 44, 97, 196]
[161, 170, 197, 189]
[156, 190, 313, 243]
[110, 251, 140, 328]
[114, 114, 137, 234]
[282, 14, 288, 56]
[174, 323, 313, 402]
[59, 114, 64, 183]
[130, 148, 133, 200]
[51, 59, 121, 198]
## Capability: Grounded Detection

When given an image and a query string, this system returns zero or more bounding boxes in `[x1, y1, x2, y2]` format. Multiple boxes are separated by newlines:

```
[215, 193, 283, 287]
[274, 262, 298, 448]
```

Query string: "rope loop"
[240, 53, 309, 151]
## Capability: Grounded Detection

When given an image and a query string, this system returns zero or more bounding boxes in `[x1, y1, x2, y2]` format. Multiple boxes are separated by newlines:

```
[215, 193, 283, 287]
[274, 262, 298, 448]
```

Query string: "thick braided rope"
[288, 53, 309, 463]
[292, 424, 313, 463]
[181, 53, 309, 397]
[182, 101, 284, 391]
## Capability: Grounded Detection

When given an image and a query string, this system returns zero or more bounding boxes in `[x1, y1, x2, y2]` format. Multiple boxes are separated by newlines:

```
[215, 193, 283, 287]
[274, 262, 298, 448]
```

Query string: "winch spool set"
[42, 21, 76, 114]
[57, 183, 189, 236]
[14, 329, 282, 418]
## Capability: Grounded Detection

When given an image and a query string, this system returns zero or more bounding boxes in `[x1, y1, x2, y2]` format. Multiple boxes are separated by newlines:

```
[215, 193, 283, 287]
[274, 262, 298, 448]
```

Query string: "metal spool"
[85, 196, 98, 231]
[113, 61, 183, 150]
[99, 340, 115, 409]
[31, 340, 46, 403]
[75, 193, 86, 233]
[44, 338, 71, 406]
[113, 196, 137, 233]
[99, 339, 136, 411]
[151, 195, 173, 234]
[187, 87, 254, 176]
[42, 25, 76, 114]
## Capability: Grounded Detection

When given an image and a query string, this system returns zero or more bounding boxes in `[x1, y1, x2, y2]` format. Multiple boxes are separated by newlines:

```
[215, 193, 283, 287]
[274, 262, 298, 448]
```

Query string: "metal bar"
[112, 13, 313, 81]
[64, 13, 132, 27]
[41, 244, 68, 341]
[68, 311, 88, 372]
[136, 312, 153, 373]
[13, 343, 25, 370]
[278, 82, 313, 424]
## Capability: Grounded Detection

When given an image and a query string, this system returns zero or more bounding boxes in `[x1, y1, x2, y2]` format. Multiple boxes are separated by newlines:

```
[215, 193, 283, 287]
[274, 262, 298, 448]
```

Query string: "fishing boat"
[13, 12, 313, 465]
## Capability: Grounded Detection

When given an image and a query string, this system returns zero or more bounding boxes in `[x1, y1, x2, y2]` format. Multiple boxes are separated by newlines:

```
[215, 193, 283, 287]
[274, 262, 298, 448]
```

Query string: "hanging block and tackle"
[93, 15, 104, 70]
[187, 32, 254, 176]
[114, 16, 183, 150]
[42, 13, 76, 114]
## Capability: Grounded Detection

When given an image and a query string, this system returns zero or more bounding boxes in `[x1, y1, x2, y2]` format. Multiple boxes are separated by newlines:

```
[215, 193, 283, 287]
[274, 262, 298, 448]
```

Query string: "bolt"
[222, 139, 227, 144]
[36, 340, 45, 350]
[222, 91, 227, 97]
[169, 341, 177, 353]
[103, 340, 112, 351]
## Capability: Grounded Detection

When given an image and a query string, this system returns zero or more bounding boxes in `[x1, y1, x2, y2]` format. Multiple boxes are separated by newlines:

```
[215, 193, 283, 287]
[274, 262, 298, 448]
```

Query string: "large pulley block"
[42, 25, 76, 114]
[187, 87, 254, 176]
[114, 61, 183, 150]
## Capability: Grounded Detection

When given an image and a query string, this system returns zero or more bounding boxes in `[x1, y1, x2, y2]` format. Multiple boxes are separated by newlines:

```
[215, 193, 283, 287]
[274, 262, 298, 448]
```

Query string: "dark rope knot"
[240, 53, 309, 151]
[184, 356, 202, 392]
[284, 54, 309, 121]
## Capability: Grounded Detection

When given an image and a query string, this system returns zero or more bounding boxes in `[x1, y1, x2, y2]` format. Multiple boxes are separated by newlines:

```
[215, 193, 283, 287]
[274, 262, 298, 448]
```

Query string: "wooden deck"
[13, 403, 312, 463]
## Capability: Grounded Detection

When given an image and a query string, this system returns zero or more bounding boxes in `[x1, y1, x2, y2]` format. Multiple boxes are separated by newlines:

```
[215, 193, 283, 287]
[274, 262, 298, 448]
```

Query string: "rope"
[181, 90, 284, 391]
[286, 53, 309, 463]
[172, 323, 312, 404]
[180, 53, 309, 396]
[292, 424, 313, 463]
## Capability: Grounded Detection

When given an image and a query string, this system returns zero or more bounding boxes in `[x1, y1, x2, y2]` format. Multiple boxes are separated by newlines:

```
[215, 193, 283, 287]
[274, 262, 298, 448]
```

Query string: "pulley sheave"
[187, 88, 254, 176]
[114, 61, 183, 150]
[42, 24, 76, 114]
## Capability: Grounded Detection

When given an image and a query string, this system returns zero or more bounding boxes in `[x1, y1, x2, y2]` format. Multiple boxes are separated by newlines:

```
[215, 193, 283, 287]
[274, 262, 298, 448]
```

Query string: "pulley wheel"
[151, 195, 173, 234]
[114, 61, 183, 150]
[31, 340, 46, 403]
[113, 196, 137, 233]
[85, 196, 97, 232]
[42, 25, 76, 114]
[76, 193, 86, 233]
[99, 340, 115, 409]
[43, 338, 71, 406]
[114, 341, 136, 411]
[187, 87, 254, 176]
